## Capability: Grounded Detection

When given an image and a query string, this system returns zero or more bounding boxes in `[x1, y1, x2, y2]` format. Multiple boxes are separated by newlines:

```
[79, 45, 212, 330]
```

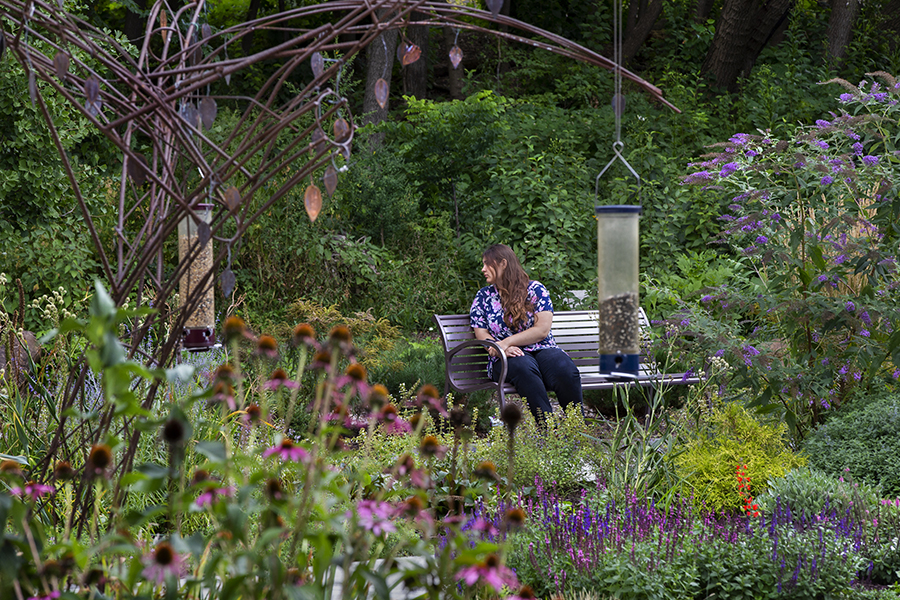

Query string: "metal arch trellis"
[0, 0, 677, 510]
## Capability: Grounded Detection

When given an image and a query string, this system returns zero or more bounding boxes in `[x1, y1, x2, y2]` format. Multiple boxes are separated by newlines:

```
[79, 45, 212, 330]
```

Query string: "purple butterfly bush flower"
[815, 119, 831, 128]
[746, 149, 759, 157]
[845, 300, 855, 312]
[861, 155, 879, 166]
[820, 175, 833, 186]
[852, 142, 864, 155]
[815, 140, 830, 150]
[756, 235, 768, 244]
[719, 162, 740, 177]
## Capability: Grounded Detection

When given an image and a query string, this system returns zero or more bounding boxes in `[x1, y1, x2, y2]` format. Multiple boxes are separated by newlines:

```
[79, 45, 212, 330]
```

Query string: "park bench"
[434, 309, 701, 410]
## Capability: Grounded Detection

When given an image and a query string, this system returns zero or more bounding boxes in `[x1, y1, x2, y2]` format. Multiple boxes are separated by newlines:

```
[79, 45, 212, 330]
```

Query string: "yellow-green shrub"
[671, 401, 805, 513]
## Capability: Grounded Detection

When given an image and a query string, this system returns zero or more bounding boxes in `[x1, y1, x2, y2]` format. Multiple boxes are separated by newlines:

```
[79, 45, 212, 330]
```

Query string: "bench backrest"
[434, 309, 653, 380]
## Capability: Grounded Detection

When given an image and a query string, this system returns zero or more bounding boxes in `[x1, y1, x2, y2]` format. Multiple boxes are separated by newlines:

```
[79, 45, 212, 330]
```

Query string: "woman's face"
[482, 258, 505, 285]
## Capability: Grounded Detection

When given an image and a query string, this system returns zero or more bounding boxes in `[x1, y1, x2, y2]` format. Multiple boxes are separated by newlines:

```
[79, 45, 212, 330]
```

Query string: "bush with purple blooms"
[675, 72, 900, 442]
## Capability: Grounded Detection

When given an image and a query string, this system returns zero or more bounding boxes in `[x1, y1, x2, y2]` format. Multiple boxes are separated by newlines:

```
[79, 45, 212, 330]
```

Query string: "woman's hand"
[497, 339, 523, 358]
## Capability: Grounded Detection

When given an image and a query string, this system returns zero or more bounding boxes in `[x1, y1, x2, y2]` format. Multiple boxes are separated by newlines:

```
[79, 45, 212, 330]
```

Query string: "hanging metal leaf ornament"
[304, 184, 322, 222]
[374, 78, 389, 109]
[486, 0, 503, 17]
[324, 164, 338, 197]
[160, 10, 169, 44]
[449, 46, 463, 70]
[311, 52, 324, 78]
[223, 186, 241, 211]
[28, 70, 37, 107]
[312, 127, 326, 153]
[181, 102, 201, 129]
[197, 221, 211, 247]
[0, 30, 6, 62]
[220, 267, 236, 298]
[200, 97, 217, 130]
[53, 52, 69, 81]
[333, 118, 350, 142]
[401, 43, 421, 66]
[127, 153, 149, 186]
[201, 23, 212, 44]
[84, 75, 102, 116]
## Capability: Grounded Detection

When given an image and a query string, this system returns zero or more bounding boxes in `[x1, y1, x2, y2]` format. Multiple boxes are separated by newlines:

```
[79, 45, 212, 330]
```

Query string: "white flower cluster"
[30, 287, 76, 325]
[708, 354, 730, 375]
[0, 272, 7, 286]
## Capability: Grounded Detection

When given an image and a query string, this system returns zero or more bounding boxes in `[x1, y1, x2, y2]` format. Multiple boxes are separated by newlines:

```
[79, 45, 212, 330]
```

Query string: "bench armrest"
[446, 339, 509, 388]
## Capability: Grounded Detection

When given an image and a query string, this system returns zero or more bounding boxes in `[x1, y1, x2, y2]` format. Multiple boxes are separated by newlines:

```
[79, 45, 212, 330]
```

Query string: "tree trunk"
[825, 0, 860, 67]
[122, 0, 146, 44]
[885, 0, 900, 46]
[622, 0, 664, 62]
[242, 0, 264, 55]
[694, 0, 716, 22]
[700, 0, 793, 92]
[362, 13, 399, 144]
[442, 26, 464, 99]
[404, 11, 430, 99]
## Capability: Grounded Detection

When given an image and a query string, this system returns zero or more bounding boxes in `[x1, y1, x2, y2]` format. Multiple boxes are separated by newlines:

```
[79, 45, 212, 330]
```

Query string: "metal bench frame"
[434, 309, 701, 410]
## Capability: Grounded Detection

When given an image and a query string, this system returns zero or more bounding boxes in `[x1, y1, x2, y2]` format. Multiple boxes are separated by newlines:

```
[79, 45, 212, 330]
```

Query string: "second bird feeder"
[596, 205, 641, 376]
[178, 203, 216, 351]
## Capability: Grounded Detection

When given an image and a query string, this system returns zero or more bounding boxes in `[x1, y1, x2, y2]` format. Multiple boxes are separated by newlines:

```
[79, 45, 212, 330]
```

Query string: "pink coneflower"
[507, 585, 537, 600]
[333, 362, 370, 398]
[354, 500, 396, 536]
[255, 335, 279, 360]
[455, 553, 519, 592]
[291, 323, 318, 348]
[264, 368, 299, 391]
[27, 592, 60, 600]
[195, 486, 233, 507]
[415, 385, 449, 417]
[142, 541, 186, 584]
[10, 481, 56, 500]
[378, 404, 411, 434]
[263, 439, 309, 462]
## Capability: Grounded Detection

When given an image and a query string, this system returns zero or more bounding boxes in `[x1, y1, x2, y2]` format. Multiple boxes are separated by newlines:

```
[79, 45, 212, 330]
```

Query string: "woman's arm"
[476, 311, 552, 357]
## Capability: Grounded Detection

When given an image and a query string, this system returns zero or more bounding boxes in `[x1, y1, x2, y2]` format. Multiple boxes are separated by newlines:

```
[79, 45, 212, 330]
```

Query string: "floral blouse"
[469, 280, 558, 377]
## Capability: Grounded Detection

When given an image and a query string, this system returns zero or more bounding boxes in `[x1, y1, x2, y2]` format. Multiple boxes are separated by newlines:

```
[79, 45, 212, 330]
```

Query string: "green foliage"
[672, 402, 806, 513]
[0, 52, 116, 329]
[475, 404, 599, 494]
[802, 392, 900, 498]
[756, 466, 880, 517]
[584, 387, 684, 505]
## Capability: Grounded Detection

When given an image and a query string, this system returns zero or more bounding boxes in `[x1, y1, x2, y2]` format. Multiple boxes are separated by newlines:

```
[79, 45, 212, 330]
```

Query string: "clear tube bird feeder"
[596, 205, 641, 376]
[178, 203, 216, 351]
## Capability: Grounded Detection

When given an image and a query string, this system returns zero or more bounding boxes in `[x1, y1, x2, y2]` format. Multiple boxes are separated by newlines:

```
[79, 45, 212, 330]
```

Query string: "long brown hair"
[483, 244, 533, 331]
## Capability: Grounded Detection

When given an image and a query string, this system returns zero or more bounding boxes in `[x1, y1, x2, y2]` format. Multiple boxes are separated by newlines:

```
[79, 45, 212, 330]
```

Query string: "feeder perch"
[596, 205, 641, 376]
[178, 203, 216, 351]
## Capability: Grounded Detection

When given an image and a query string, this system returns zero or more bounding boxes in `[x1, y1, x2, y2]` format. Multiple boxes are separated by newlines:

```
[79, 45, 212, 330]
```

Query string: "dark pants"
[492, 347, 583, 420]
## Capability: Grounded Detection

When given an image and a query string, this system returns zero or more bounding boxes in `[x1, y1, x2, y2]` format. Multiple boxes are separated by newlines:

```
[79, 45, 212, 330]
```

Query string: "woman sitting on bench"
[469, 244, 583, 421]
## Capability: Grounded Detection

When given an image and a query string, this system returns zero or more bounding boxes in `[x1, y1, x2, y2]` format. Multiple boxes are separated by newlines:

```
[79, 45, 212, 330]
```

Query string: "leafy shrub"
[474, 404, 600, 494]
[756, 467, 880, 518]
[802, 393, 900, 498]
[672, 401, 806, 513]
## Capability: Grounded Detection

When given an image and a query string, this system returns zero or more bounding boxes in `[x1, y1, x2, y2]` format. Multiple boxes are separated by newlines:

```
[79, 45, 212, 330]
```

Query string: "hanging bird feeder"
[594, 0, 641, 377]
[178, 203, 216, 351]
[596, 205, 641, 376]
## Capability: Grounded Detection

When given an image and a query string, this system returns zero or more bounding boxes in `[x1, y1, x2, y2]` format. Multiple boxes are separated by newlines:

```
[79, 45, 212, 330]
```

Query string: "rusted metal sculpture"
[1, 0, 674, 514]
